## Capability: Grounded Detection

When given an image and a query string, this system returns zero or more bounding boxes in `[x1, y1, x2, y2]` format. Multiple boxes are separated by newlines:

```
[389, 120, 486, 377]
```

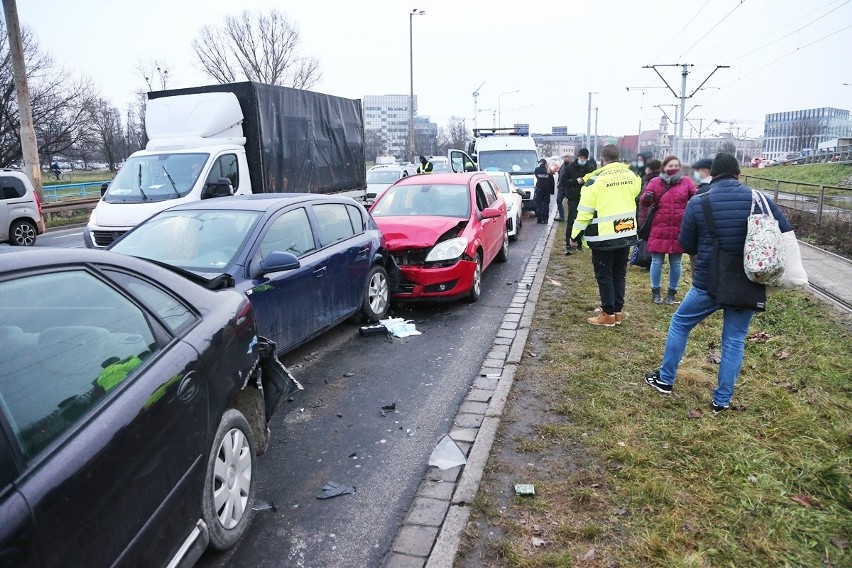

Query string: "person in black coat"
[534, 158, 554, 224]
[561, 148, 597, 253]
[691, 157, 713, 195]
[554, 154, 572, 221]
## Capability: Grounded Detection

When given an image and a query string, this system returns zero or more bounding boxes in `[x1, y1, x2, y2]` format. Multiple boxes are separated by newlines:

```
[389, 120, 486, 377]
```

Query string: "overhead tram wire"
[678, 0, 747, 60]
[698, 0, 774, 54]
[717, 0, 851, 62]
[650, 0, 712, 61]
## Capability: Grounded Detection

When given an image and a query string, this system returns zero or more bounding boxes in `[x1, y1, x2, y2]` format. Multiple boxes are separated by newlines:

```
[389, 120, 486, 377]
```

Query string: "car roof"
[163, 193, 361, 212]
[393, 172, 481, 185]
[1, 247, 165, 274]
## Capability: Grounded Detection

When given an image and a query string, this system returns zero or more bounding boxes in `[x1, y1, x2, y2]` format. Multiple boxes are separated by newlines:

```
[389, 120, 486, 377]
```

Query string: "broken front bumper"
[392, 259, 477, 299]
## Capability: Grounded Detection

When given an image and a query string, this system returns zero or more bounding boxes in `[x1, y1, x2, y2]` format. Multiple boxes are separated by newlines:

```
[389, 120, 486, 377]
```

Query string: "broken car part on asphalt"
[428, 435, 467, 470]
[316, 482, 357, 500]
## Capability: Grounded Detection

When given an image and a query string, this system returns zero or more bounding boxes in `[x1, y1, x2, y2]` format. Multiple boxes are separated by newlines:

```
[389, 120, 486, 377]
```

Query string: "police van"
[468, 128, 539, 211]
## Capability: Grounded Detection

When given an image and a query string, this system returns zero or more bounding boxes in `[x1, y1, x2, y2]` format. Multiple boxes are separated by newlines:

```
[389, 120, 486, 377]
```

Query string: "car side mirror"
[259, 251, 300, 274]
[202, 177, 233, 199]
[100, 182, 109, 196]
[481, 207, 502, 219]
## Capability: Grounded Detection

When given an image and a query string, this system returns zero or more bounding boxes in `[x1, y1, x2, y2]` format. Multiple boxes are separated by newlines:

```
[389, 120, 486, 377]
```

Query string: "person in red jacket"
[639, 155, 696, 305]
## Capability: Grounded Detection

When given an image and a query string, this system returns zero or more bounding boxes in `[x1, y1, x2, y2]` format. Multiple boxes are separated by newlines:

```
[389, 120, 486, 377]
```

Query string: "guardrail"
[741, 175, 852, 226]
[41, 182, 106, 202]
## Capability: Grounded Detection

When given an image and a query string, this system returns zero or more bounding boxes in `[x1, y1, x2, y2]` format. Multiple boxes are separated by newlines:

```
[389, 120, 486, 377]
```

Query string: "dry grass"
[460, 248, 851, 568]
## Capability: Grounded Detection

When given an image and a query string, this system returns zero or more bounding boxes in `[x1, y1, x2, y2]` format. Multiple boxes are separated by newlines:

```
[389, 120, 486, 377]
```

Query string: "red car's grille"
[392, 249, 429, 266]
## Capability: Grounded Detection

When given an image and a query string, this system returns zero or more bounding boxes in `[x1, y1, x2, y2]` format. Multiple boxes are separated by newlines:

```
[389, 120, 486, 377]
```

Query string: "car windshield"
[103, 153, 209, 203]
[371, 184, 470, 218]
[367, 170, 401, 184]
[489, 175, 510, 193]
[478, 150, 539, 174]
[110, 209, 261, 272]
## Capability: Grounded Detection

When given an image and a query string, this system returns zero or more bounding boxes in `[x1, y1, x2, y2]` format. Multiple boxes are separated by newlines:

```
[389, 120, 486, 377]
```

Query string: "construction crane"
[472, 81, 486, 130]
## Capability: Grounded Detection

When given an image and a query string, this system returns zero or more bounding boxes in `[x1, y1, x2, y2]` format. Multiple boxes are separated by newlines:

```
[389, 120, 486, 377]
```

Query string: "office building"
[763, 107, 852, 160]
[363, 95, 416, 159]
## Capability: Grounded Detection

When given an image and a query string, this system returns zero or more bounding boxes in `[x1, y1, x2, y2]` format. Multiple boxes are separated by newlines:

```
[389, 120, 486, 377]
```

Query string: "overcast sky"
[14, 0, 852, 141]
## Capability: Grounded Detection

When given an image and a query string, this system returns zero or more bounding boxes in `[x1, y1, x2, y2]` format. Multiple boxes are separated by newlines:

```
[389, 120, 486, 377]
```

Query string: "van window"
[207, 154, 239, 191]
[0, 176, 26, 200]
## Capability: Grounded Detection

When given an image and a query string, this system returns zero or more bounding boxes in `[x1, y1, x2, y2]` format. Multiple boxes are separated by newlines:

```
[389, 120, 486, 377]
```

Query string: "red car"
[369, 172, 509, 302]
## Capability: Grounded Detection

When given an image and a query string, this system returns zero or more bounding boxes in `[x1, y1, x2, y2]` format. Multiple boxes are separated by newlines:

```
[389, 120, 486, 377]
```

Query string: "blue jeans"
[555, 187, 566, 219]
[650, 253, 683, 290]
[659, 287, 754, 407]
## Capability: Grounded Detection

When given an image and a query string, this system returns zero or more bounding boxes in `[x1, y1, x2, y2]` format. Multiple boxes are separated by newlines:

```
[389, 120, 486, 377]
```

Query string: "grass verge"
[460, 248, 851, 567]
[743, 164, 852, 187]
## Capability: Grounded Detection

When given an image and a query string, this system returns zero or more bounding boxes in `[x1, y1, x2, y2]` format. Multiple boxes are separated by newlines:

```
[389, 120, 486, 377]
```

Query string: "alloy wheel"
[13, 222, 36, 246]
[368, 271, 388, 315]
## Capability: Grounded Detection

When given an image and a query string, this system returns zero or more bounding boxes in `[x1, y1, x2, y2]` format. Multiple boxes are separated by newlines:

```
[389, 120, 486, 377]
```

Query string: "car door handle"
[176, 372, 198, 402]
[357, 247, 369, 257]
[313, 267, 327, 278]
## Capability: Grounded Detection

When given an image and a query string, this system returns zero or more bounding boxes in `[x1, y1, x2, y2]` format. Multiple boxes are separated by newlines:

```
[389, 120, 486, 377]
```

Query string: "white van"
[468, 129, 539, 211]
[0, 170, 46, 246]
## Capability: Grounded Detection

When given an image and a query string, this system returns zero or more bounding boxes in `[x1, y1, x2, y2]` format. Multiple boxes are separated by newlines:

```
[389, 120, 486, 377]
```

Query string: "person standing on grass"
[640, 155, 696, 305]
[644, 153, 793, 414]
[570, 144, 641, 327]
[534, 158, 554, 224]
[562, 148, 597, 255]
[554, 153, 573, 222]
[692, 158, 713, 195]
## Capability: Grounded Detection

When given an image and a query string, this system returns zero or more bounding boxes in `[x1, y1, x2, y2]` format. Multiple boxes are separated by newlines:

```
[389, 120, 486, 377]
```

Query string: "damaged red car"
[369, 172, 508, 302]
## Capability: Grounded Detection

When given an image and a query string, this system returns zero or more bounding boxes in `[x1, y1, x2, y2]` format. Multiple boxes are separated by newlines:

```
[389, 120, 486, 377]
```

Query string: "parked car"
[0, 248, 297, 567]
[1, 169, 46, 246]
[369, 172, 508, 302]
[487, 171, 523, 241]
[109, 194, 391, 355]
[366, 163, 416, 202]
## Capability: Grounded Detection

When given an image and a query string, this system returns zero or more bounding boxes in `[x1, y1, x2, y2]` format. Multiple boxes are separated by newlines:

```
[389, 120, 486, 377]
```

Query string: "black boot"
[665, 288, 677, 305]
[652, 288, 662, 304]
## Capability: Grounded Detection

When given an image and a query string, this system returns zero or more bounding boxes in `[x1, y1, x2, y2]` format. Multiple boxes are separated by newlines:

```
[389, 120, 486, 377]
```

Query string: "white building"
[363, 95, 415, 159]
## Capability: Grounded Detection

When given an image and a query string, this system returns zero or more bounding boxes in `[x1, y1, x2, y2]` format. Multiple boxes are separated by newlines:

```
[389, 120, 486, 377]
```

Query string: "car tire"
[495, 228, 509, 262]
[362, 265, 390, 322]
[465, 253, 482, 303]
[9, 219, 37, 246]
[202, 409, 256, 551]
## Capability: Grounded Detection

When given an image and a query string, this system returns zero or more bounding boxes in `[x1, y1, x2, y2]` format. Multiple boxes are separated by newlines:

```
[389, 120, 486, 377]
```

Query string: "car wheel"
[495, 227, 509, 262]
[202, 409, 256, 551]
[9, 220, 37, 246]
[363, 265, 390, 321]
[465, 253, 482, 303]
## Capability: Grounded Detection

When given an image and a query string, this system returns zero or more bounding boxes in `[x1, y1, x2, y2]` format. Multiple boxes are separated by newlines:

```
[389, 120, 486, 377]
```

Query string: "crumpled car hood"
[374, 216, 468, 250]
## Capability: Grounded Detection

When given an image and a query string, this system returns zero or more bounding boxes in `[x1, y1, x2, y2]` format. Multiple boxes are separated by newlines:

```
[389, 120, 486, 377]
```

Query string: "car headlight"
[425, 237, 468, 263]
[89, 209, 97, 225]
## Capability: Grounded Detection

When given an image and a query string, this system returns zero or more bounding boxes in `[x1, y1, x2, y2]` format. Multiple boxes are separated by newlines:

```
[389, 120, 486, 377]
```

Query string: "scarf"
[659, 171, 683, 185]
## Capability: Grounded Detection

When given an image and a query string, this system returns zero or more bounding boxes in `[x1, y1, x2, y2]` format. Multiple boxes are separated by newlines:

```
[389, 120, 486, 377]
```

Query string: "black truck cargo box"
[148, 82, 366, 195]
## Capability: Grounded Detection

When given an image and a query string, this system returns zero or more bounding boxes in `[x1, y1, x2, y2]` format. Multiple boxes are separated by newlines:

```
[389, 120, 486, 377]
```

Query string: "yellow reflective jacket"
[570, 161, 641, 250]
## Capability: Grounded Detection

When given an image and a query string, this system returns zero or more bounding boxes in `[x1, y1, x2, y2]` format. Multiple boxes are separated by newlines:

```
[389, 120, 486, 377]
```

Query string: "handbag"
[637, 185, 672, 241]
[630, 240, 652, 268]
[744, 190, 786, 284]
[770, 231, 809, 290]
[700, 194, 766, 311]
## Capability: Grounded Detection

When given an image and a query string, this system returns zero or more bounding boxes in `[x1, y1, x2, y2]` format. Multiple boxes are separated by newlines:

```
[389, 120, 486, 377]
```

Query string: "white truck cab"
[468, 128, 539, 211]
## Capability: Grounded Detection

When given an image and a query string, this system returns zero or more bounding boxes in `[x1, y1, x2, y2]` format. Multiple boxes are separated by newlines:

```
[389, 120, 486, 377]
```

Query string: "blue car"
[110, 194, 391, 355]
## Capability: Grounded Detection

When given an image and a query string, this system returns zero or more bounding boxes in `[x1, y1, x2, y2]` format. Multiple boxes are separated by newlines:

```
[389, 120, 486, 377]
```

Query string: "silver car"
[1, 170, 46, 246]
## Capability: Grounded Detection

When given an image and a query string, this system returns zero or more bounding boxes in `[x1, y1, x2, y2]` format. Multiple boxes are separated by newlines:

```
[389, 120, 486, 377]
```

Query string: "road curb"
[382, 218, 559, 568]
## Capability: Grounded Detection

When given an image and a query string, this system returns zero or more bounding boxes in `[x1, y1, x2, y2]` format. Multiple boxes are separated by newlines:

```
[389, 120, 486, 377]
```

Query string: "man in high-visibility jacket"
[570, 144, 641, 327]
[417, 155, 433, 174]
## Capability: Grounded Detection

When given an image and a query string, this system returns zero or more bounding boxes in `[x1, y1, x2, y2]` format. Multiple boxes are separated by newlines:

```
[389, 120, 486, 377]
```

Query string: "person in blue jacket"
[644, 153, 793, 413]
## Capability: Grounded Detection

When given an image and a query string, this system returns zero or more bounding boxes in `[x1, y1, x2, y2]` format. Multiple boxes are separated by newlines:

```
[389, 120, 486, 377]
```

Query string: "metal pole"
[586, 92, 592, 150]
[408, 12, 414, 162]
[637, 119, 642, 157]
[2, 0, 43, 200]
[677, 63, 688, 158]
[593, 107, 599, 158]
[698, 118, 703, 159]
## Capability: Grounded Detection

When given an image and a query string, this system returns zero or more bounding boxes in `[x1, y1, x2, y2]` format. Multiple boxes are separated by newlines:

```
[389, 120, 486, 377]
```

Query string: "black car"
[0, 248, 297, 567]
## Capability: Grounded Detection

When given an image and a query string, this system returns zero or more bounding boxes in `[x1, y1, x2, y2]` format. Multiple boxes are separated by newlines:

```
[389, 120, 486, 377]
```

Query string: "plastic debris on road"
[380, 402, 396, 417]
[428, 435, 467, 470]
[316, 482, 357, 500]
[252, 499, 277, 512]
[380, 317, 422, 338]
[514, 484, 536, 496]
[359, 323, 388, 337]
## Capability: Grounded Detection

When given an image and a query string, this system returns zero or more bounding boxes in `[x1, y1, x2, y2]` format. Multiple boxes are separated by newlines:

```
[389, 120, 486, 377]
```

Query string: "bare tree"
[192, 9, 321, 89]
[790, 118, 821, 154]
[364, 129, 387, 162]
[135, 59, 172, 91]
[88, 98, 123, 170]
[0, 21, 94, 167]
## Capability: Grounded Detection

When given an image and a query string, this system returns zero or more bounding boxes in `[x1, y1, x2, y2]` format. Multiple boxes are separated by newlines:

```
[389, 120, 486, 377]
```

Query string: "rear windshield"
[371, 184, 470, 218]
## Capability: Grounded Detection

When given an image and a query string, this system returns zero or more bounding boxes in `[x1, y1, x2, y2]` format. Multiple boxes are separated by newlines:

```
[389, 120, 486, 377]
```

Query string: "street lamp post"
[408, 8, 425, 163]
[586, 92, 597, 151]
[498, 90, 519, 128]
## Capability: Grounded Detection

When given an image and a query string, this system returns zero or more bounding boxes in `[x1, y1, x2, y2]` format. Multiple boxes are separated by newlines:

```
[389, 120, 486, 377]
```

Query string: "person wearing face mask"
[554, 154, 573, 222]
[561, 148, 597, 254]
[691, 158, 713, 195]
[640, 155, 697, 305]
[631, 151, 651, 178]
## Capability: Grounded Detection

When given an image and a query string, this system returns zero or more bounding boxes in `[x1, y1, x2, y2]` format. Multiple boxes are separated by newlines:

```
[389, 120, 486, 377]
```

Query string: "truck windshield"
[478, 150, 539, 174]
[103, 153, 209, 203]
[110, 210, 261, 272]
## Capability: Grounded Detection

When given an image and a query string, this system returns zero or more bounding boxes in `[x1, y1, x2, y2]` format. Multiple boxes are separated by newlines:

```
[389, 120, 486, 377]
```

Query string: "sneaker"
[587, 313, 617, 327]
[564, 248, 573, 256]
[711, 403, 729, 414]
[644, 370, 673, 394]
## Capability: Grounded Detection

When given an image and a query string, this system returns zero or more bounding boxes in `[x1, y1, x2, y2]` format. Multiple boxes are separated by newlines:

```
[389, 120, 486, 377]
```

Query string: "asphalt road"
[197, 213, 549, 568]
[35, 225, 86, 248]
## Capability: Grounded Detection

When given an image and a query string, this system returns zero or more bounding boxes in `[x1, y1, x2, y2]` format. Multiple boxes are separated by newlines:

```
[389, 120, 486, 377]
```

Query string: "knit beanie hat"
[710, 153, 740, 177]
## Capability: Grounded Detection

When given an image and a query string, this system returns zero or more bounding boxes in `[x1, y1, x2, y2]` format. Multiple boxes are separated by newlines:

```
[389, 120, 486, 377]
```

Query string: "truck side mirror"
[100, 183, 109, 196]
[202, 177, 234, 199]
